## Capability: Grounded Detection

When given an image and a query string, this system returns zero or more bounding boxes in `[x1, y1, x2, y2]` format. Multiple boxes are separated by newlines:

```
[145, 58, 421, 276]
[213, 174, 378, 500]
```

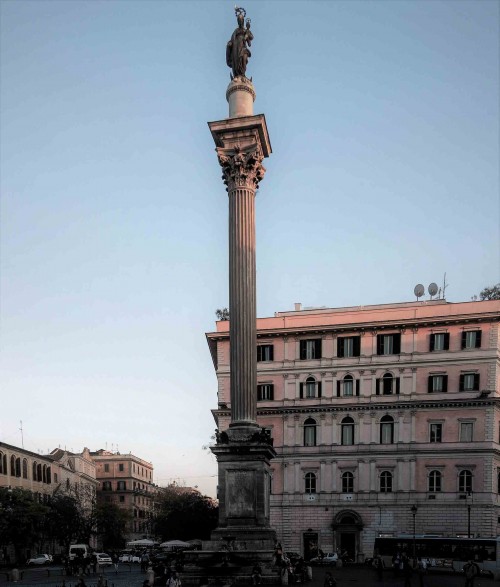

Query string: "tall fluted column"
[209, 114, 271, 433]
[229, 185, 257, 426]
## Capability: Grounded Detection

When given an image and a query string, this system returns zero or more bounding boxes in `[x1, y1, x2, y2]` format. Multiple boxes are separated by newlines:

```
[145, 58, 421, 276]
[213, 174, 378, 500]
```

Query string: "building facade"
[0, 443, 97, 502]
[90, 449, 156, 540]
[207, 299, 500, 561]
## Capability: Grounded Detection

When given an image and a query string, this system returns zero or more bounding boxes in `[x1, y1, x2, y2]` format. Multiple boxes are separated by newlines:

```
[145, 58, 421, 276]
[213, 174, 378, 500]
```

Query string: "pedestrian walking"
[417, 558, 427, 587]
[463, 560, 480, 587]
[167, 570, 182, 587]
[373, 554, 384, 581]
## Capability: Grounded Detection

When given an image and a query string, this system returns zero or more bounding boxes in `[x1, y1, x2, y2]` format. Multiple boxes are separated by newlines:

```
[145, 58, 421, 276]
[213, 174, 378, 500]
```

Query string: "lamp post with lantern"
[411, 505, 418, 561]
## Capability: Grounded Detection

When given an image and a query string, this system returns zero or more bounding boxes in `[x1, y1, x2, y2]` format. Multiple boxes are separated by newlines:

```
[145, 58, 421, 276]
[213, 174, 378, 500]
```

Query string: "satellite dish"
[428, 282, 438, 297]
[414, 284, 425, 299]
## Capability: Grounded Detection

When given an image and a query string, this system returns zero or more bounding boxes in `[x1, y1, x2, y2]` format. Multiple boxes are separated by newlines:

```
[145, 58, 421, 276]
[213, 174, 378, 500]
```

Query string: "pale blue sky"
[1, 0, 498, 498]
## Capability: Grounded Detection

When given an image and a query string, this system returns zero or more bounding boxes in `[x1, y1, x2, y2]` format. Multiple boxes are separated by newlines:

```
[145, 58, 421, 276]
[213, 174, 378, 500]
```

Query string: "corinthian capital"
[216, 144, 266, 192]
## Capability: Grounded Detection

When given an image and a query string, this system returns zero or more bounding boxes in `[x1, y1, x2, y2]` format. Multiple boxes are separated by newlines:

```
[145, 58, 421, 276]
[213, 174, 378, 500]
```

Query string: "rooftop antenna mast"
[441, 272, 448, 300]
[19, 420, 24, 449]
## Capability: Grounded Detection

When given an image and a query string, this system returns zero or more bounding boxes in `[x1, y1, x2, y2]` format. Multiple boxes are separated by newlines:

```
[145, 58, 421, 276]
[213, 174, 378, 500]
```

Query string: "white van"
[69, 544, 92, 561]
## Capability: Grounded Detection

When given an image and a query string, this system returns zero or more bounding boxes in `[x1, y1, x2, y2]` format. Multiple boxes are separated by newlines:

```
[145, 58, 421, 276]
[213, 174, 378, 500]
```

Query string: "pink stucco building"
[207, 299, 500, 561]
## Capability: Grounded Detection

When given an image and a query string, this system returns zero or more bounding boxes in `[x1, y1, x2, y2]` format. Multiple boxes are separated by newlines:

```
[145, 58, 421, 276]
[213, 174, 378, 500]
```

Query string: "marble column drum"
[229, 185, 257, 428]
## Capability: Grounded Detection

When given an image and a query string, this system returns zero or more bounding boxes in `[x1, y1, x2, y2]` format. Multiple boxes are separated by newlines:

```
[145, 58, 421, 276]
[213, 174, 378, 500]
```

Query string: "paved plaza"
[0, 565, 494, 587]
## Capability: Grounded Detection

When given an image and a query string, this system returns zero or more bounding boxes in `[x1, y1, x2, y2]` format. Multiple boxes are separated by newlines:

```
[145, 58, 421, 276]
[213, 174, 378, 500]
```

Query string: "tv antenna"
[19, 420, 24, 449]
[428, 283, 438, 299]
[414, 284, 425, 300]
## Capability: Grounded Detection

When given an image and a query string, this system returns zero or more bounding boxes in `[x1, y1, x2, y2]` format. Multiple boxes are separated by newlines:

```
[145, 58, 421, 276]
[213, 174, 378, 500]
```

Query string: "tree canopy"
[154, 486, 218, 541]
[479, 284, 500, 300]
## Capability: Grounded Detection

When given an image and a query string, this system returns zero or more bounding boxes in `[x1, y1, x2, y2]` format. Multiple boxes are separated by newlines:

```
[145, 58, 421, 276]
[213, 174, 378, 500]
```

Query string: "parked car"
[119, 553, 141, 563]
[309, 553, 339, 566]
[27, 554, 53, 565]
[95, 553, 113, 566]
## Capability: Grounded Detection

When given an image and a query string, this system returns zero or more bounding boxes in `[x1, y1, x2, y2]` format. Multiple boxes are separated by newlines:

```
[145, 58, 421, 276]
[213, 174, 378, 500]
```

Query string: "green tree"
[0, 487, 49, 563]
[479, 284, 500, 300]
[95, 502, 130, 551]
[154, 486, 218, 541]
[46, 494, 83, 553]
[215, 308, 230, 321]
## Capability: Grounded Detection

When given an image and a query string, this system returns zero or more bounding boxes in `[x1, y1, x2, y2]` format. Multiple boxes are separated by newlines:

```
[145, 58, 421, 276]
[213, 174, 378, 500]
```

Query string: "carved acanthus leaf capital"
[216, 144, 266, 192]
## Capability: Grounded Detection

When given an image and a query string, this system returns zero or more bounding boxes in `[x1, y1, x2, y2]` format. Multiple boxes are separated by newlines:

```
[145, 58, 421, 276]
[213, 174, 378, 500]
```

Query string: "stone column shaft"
[229, 186, 257, 426]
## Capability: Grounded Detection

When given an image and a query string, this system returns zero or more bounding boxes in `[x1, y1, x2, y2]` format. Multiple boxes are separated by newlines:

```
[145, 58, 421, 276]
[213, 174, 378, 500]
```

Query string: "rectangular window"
[377, 333, 401, 355]
[460, 422, 474, 442]
[102, 481, 112, 491]
[430, 333, 450, 351]
[117, 481, 126, 490]
[460, 373, 480, 391]
[341, 425, 354, 446]
[462, 330, 482, 349]
[380, 423, 394, 444]
[257, 344, 274, 362]
[104, 464, 109, 473]
[119, 463, 124, 472]
[428, 374, 448, 393]
[257, 383, 274, 401]
[429, 423, 442, 443]
[337, 336, 361, 358]
[300, 339, 322, 360]
[119, 495, 125, 503]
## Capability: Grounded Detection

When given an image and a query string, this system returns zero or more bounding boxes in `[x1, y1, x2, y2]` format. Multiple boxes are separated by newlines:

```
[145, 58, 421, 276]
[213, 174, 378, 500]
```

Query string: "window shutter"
[337, 337, 344, 358]
[354, 336, 361, 357]
[300, 341, 306, 360]
[257, 386, 262, 401]
[270, 384, 274, 401]
[356, 379, 360, 396]
[377, 335, 383, 355]
[336, 381, 341, 397]
[395, 378, 400, 394]
[474, 374, 480, 390]
[376, 379, 380, 395]
[270, 345, 274, 361]
[394, 334, 401, 354]
[443, 375, 448, 393]
[315, 339, 322, 358]
[299, 383, 304, 399]
[444, 333, 450, 350]
[461, 332, 467, 349]
[317, 382, 322, 398]
[459, 374, 465, 391]
[430, 335, 435, 352]
[476, 331, 482, 348]
[428, 376, 433, 393]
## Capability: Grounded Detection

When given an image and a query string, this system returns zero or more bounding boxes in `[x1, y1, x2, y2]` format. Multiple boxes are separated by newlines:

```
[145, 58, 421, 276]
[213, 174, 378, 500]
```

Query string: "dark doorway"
[340, 533, 356, 562]
[303, 532, 319, 561]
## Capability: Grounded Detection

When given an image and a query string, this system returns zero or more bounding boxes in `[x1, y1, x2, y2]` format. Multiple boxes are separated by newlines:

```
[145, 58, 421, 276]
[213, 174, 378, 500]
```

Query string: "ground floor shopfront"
[270, 496, 500, 563]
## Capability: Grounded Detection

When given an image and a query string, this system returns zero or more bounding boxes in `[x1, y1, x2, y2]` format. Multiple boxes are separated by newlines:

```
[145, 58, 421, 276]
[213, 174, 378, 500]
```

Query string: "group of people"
[142, 562, 183, 587]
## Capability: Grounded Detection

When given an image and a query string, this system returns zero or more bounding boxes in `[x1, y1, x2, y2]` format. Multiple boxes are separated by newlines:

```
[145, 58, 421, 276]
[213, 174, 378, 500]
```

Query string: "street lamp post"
[466, 492, 473, 538]
[411, 505, 418, 562]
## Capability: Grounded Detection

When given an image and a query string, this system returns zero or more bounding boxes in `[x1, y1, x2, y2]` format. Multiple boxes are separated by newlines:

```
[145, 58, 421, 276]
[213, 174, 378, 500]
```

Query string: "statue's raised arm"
[226, 6, 253, 79]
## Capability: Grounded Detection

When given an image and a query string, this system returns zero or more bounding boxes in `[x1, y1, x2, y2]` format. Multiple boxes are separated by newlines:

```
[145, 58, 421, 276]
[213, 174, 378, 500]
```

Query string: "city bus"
[373, 535, 500, 577]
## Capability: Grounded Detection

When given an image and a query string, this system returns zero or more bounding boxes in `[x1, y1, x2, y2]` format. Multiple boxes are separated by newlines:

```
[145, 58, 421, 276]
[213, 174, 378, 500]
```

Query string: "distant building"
[90, 449, 156, 540]
[207, 299, 500, 561]
[0, 443, 97, 500]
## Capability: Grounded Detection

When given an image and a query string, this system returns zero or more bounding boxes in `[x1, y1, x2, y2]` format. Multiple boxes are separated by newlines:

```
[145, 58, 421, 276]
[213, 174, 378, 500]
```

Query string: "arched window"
[428, 470, 442, 492]
[305, 377, 316, 398]
[15, 458, 21, 478]
[343, 375, 354, 397]
[22, 459, 28, 479]
[304, 418, 317, 447]
[0, 451, 4, 475]
[42, 465, 47, 484]
[341, 417, 354, 446]
[10, 455, 16, 476]
[37, 463, 42, 482]
[33, 462, 38, 481]
[342, 471, 354, 493]
[305, 472, 317, 494]
[380, 415, 394, 444]
[459, 470, 473, 493]
[46, 466, 51, 484]
[382, 373, 395, 395]
[380, 471, 393, 493]
[1, 453, 6, 475]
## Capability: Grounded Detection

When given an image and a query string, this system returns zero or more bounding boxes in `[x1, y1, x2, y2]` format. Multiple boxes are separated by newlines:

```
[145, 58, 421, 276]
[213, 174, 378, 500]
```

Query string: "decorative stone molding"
[283, 374, 289, 379]
[216, 143, 266, 192]
[370, 369, 377, 375]
[294, 374, 300, 379]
